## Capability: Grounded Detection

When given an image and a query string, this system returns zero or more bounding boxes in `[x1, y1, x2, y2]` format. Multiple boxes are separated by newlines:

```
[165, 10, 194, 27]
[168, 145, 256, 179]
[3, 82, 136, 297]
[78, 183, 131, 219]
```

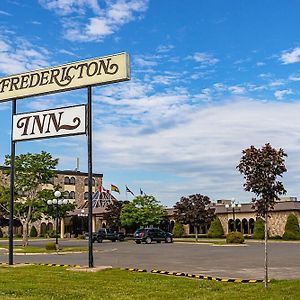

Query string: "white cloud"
[289, 75, 300, 81]
[157, 44, 174, 53]
[269, 80, 285, 87]
[39, 0, 149, 42]
[0, 35, 49, 75]
[87, 98, 300, 203]
[228, 85, 246, 94]
[0, 10, 12, 16]
[274, 89, 292, 100]
[280, 47, 300, 64]
[188, 52, 219, 66]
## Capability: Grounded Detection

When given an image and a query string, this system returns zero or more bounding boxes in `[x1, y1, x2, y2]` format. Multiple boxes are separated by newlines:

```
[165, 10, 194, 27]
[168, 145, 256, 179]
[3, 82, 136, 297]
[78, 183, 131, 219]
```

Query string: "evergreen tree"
[172, 222, 185, 238]
[208, 217, 224, 238]
[253, 218, 265, 239]
[30, 225, 38, 237]
[283, 214, 300, 240]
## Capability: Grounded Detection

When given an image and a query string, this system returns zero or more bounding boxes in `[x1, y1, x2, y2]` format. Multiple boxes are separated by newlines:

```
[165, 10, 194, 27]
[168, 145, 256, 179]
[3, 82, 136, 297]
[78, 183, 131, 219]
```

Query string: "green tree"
[283, 214, 300, 240]
[103, 200, 129, 231]
[172, 222, 185, 238]
[237, 143, 287, 288]
[208, 217, 224, 238]
[30, 225, 38, 237]
[0, 185, 10, 216]
[253, 218, 265, 239]
[120, 195, 166, 228]
[174, 194, 215, 242]
[5, 151, 58, 246]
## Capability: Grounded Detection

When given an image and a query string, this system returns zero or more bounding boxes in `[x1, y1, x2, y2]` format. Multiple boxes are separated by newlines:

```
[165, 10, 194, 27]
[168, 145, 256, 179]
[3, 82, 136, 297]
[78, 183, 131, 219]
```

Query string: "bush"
[0, 228, 3, 238]
[46, 229, 57, 238]
[226, 232, 244, 244]
[282, 214, 300, 240]
[253, 218, 265, 239]
[30, 226, 38, 237]
[172, 222, 185, 238]
[77, 234, 85, 240]
[14, 233, 22, 238]
[45, 242, 57, 251]
[270, 235, 282, 240]
[208, 217, 224, 238]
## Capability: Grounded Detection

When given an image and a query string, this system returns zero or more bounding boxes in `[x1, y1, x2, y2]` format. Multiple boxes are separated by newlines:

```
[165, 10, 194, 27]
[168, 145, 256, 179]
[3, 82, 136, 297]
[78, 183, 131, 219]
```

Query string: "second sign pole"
[87, 86, 94, 268]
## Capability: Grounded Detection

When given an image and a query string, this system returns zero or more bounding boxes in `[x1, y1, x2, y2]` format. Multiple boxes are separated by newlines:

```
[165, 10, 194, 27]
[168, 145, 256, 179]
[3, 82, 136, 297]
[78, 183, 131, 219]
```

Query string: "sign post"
[9, 99, 16, 265]
[87, 86, 93, 268]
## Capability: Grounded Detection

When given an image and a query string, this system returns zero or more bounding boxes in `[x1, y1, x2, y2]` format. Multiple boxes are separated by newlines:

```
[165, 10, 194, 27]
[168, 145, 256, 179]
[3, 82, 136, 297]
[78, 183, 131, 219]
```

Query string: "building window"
[85, 178, 96, 186]
[64, 191, 70, 198]
[84, 192, 89, 200]
[70, 191, 75, 199]
[64, 177, 70, 185]
[70, 177, 76, 185]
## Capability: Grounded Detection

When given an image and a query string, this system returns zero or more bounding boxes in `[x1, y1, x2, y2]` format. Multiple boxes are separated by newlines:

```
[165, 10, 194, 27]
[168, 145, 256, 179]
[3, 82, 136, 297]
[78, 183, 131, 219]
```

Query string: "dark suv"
[134, 228, 173, 244]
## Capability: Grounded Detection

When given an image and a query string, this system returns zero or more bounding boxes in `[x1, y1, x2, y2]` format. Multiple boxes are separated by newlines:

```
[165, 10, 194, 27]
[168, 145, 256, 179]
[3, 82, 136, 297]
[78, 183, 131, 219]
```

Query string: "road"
[0, 239, 299, 280]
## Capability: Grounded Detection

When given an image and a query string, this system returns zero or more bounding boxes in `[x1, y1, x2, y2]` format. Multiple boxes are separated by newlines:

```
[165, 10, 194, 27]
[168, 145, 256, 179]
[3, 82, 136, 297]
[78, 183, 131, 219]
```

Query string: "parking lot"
[1, 240, 300, 280]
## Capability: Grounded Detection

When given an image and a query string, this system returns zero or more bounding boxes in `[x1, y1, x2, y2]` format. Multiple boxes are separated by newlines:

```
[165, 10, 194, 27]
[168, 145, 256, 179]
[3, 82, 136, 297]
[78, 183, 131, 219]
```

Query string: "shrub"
[77, 234, 85, 240]
[283, 214, 300, 240]
[270, 235, 282, 240]
[226, 232, 244, 244]
[30, 226, 38, 237]
[45, 242, 57, 251]
[208, 217, 224, 238]
[46, 229, 57, 238]
[14, 233, 22, 238]
[253, 218, 265, 239]
[0, 228, 3, 238]
[172, 222, 185, 238]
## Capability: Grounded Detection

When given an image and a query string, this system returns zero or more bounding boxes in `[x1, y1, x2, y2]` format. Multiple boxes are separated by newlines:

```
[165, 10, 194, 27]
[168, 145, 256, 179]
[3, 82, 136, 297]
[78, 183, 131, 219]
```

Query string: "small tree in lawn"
[282, 214, 300, 240]
[174, 194, 215, 242]
[120, 195, 166, 228]
[237, 143, 287, 288]
[172, 222, 185, 238]
[208, 217, 224, 238]
[5, 151, 58, 246]
[253, 218, 265, 240]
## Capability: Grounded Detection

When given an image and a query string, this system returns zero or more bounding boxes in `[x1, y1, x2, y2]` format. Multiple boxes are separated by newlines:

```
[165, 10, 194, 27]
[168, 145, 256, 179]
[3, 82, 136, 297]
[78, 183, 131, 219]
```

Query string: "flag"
[126, 185, 134, 196]
[111, 184, 120, 194]
[140, 188, 144, 195]
[99, 186, 109, 193]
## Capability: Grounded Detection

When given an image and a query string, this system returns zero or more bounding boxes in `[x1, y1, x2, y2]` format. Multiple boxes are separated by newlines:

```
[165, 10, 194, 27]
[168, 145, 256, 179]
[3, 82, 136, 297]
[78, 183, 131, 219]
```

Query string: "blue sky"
[1, 0, 300, 206]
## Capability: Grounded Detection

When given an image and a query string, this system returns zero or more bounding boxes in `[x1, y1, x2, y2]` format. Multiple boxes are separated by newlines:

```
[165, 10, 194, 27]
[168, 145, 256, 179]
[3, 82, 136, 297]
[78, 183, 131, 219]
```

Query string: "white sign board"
[0, 52, 129, 101]
[13, 105, 86, 141]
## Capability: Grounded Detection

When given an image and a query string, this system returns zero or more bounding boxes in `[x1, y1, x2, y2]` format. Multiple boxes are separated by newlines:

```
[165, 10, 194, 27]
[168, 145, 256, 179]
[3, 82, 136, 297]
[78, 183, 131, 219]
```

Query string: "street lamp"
[47, 191, 69, 249]
[225, 198, 242, 232]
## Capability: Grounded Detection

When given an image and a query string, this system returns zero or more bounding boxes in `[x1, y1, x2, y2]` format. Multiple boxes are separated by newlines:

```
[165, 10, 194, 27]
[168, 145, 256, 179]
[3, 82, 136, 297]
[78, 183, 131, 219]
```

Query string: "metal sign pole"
[87, 86, 94, 268]
[9, 99, 16, 265]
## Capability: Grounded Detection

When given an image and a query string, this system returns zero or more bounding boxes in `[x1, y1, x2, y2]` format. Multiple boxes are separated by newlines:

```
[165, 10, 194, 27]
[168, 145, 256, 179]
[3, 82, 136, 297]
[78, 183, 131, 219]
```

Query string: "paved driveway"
[0, 240, 299, 280]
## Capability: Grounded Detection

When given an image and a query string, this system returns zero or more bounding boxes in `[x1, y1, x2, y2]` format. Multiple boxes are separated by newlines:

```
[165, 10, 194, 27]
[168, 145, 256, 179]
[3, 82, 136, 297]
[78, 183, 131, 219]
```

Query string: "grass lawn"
[0, 266, 299, 300]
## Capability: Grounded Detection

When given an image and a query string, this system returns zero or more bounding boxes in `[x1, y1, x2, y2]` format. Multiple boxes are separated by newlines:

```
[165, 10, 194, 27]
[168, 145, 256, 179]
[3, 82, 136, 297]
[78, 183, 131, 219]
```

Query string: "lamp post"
[47, 191, 69, 249]
[225, 198, 242, 232]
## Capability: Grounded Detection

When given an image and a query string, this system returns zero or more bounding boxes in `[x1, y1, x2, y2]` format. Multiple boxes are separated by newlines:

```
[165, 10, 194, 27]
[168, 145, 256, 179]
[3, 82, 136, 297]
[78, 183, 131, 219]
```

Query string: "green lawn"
[0, 266, 299, 299]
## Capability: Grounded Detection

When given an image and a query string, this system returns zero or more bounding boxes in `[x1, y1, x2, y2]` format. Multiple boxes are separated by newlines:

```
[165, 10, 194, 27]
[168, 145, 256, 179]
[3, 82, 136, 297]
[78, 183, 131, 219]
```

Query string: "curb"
[124, 267, 265, 283]
[0, 262, 81, 268]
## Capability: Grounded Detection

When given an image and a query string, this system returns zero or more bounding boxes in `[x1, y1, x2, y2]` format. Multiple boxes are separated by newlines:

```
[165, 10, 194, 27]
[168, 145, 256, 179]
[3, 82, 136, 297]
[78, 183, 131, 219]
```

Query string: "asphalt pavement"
[0, 239, 299, 280]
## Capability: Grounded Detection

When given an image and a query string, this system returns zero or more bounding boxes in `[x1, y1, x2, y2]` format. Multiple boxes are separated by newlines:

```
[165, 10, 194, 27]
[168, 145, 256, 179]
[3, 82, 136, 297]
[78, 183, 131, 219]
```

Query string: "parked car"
[133, 228, 173, 244]
[85, 228, 125, 243]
